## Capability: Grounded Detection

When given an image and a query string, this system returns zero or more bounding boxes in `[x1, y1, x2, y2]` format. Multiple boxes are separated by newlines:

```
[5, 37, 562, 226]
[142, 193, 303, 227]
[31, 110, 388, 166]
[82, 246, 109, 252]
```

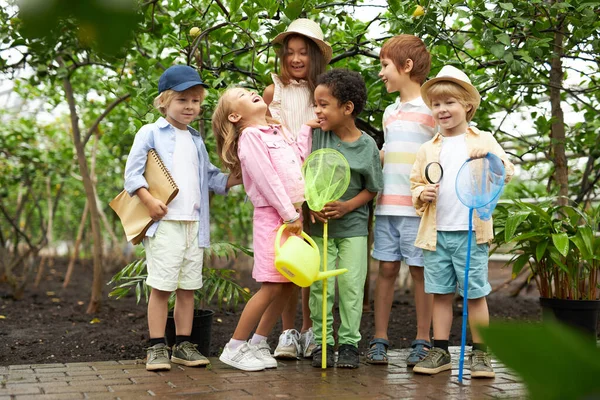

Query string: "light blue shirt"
[124, 117, 229, 247]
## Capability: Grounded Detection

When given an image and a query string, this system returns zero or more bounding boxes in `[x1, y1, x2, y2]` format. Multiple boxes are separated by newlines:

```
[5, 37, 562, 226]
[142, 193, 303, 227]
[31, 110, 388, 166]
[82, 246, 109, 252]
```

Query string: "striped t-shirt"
[268, 73, 316, 140]
[375, 96, 436, 216]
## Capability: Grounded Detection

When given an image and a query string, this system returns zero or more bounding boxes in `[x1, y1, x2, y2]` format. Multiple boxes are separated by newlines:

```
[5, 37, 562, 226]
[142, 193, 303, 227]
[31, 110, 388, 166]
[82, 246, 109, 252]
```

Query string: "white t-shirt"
[437, 133, 471, 231]
[163, 128, 201, 221]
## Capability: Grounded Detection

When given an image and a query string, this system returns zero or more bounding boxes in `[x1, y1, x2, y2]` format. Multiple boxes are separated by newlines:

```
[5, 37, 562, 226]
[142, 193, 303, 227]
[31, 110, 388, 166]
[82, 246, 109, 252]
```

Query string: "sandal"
[406, 339, 431, 366]
[366, 338, 389, 364]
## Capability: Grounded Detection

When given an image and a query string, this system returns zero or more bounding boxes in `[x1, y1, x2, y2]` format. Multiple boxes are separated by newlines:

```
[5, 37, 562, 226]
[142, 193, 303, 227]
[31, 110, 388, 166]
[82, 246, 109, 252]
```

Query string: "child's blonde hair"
[277, 34, 326, 96]
[425, 81, 478, 122]
[153, 86, 206, 116]
[212, 88, 279, 179]
[380, 35, 430, 85]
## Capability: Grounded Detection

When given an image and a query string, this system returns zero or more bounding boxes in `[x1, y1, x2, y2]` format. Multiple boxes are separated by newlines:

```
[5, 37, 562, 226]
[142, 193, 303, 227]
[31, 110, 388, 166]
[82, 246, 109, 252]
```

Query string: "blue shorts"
[423, 231, 491, 299]
[372, 215, 424, 267]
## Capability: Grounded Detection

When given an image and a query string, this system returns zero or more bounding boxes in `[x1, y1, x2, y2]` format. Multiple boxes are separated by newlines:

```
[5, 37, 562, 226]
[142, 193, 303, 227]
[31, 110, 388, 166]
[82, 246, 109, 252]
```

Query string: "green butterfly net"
[302, 148, 350, 369]
[302, 148, 351, 211]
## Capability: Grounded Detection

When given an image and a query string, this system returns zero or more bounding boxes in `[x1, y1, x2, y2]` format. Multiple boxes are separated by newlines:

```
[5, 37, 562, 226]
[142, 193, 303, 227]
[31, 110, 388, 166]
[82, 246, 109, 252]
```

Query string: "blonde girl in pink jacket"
[212, 87, 311, 372]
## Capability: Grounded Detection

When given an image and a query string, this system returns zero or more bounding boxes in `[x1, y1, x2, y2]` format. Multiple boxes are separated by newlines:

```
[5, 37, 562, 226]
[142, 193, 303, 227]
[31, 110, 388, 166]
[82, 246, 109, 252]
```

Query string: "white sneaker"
[250, 340, 278, 368]
[219, 342, 265, 372]
[274, 329, 301, 359]
[300, 328, 317, 358]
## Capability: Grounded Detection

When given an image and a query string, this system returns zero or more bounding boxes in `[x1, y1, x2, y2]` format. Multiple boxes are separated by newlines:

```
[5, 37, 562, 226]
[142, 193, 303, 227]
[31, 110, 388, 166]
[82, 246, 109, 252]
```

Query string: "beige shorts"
[144, 220, 204, 292]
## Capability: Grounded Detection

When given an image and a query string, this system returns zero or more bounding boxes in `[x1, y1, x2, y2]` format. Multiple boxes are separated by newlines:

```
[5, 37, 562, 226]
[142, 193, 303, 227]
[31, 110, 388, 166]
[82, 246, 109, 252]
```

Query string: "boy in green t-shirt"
[306, 69, 384, 369]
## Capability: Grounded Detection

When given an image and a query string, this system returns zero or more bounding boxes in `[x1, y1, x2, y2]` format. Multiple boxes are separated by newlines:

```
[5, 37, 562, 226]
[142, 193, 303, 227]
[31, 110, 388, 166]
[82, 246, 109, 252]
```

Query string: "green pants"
[309, 236, 368, 346]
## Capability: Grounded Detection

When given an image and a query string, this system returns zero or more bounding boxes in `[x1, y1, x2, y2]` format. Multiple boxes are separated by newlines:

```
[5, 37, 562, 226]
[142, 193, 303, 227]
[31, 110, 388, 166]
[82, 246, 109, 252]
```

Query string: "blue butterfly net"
[455, 153, 506, 220]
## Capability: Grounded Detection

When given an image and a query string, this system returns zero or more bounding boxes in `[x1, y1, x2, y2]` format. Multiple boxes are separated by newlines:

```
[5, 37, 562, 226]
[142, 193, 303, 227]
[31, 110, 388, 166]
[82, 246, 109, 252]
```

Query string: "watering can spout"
[316, 268, 348, 281]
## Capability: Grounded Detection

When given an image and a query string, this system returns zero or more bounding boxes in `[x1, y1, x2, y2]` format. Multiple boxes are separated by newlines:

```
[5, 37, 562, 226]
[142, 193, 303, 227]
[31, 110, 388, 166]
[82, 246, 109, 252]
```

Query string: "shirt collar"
[156, 116, 199, 136]
[432, 125, 480, 143]
[255, 123, 282, 133]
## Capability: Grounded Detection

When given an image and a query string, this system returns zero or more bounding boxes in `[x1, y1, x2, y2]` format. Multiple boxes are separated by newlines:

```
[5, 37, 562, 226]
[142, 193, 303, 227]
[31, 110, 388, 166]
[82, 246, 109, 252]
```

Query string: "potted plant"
[107, 242, 252, 355]
[493, 199, 600, 337]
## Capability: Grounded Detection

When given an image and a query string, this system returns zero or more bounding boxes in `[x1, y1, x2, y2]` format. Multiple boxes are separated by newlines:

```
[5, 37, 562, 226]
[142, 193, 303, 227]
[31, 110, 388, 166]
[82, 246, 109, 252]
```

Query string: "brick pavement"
[0, 347, 527, 399]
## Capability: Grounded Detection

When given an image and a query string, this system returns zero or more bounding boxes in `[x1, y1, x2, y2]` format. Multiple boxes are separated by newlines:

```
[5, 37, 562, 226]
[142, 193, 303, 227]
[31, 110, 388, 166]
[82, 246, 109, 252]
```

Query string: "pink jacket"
[238, 124, 311, 221]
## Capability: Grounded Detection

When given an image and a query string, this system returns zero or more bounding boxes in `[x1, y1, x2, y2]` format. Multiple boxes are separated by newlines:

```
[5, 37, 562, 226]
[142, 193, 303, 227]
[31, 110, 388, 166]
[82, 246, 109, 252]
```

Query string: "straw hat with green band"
[272, 18, 333, 64]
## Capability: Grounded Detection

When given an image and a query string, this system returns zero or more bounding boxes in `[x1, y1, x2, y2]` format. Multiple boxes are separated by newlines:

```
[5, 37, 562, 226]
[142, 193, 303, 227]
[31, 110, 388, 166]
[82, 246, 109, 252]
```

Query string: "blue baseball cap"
[158, 65, 209, 93]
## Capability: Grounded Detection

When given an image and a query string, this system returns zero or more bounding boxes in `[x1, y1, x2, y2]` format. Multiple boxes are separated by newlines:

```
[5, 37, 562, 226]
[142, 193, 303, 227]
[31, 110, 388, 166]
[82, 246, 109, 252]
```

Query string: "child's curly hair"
[316, 69, 367, 117]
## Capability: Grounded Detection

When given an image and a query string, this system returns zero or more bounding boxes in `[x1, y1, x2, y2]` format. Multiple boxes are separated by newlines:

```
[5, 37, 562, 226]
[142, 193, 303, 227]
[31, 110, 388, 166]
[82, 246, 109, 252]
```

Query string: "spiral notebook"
[110, 149, 179, 245]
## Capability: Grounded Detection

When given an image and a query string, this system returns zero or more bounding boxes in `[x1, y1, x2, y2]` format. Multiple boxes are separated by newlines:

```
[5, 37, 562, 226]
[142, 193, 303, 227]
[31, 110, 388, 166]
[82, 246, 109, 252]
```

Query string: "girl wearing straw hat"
[263, 18, 332, 360]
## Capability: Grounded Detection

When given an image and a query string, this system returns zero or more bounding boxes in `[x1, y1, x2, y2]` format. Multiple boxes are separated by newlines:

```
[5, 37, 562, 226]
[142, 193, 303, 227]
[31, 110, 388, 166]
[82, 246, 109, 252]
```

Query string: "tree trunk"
[61, 72, 104, 314]
[549, 9, 568, 206]
[63, 200, 89, 288]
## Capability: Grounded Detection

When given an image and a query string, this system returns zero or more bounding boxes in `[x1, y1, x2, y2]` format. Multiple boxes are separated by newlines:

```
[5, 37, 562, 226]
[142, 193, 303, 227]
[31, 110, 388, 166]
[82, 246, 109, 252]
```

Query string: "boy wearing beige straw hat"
[262, 18, 332, 360]
[409, 65, 514, 378]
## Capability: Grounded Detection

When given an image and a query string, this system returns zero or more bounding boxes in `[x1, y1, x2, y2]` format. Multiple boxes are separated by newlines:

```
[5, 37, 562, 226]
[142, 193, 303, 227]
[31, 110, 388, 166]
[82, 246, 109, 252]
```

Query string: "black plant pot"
[165, 309, 214, 356]
[539, 297, 600, 339]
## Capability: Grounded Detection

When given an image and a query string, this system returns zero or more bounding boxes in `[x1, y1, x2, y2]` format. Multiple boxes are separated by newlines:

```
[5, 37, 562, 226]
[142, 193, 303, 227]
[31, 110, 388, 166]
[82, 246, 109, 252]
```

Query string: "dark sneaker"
[171, 341, 210, 367]
[470, 350, 495, 378]
[311, 345, 334, 368]
[406, 339, 431, 366]
[336, 344, 359, 369]
[146, 343, 171, 371]
[413, 347, 452, 375]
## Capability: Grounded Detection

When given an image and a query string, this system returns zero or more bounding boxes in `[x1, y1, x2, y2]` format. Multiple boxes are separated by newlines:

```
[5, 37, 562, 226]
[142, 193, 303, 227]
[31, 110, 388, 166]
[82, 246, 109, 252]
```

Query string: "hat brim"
[421, 76, 480, 109]
[170, 81, 209, 92]
[272, 31, 333, 64]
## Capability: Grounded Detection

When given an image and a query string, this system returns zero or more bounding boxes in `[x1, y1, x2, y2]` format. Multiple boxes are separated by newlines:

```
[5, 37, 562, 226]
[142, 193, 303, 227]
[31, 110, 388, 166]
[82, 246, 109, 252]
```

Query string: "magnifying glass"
[425, 161, 443, 184]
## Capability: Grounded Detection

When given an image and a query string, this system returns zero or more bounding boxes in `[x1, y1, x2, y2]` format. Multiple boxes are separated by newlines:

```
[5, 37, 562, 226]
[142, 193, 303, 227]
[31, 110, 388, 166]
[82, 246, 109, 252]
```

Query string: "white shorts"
[144, 220, 204, 292]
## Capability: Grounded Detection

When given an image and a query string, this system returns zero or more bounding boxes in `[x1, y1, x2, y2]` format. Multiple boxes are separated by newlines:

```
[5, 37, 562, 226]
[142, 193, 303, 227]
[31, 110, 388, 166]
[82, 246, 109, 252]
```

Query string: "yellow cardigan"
[409, 126, 514, 251]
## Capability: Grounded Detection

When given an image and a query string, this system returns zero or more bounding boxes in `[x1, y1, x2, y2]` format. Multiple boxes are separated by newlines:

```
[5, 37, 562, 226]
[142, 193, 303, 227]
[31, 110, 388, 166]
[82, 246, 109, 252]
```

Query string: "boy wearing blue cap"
[124, 65, 241, 371]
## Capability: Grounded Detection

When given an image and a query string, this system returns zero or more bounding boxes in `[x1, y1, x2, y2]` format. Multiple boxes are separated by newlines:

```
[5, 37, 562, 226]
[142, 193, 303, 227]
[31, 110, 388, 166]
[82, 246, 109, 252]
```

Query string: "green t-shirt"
[308, 128, 384, 238]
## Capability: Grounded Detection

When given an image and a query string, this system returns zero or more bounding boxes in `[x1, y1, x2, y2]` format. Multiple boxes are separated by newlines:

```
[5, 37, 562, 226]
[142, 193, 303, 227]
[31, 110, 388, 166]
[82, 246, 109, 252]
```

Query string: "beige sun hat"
[421, 65, 481, 109]
[272, 18, 333, 64]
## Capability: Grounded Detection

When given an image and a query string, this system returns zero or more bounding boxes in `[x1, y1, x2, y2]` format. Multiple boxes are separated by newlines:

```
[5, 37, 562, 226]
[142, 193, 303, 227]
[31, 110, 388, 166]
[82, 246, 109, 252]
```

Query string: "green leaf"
[552, 233, 570, 257]
[499, 3, 514, 11]
[497, 33, 511, 46]
[282, 0, 305, 20]
[536, 240, 549, 262]
[490, 44, 505, 59]
[480, 321, 600, 400]
[505, 211, 531, 241]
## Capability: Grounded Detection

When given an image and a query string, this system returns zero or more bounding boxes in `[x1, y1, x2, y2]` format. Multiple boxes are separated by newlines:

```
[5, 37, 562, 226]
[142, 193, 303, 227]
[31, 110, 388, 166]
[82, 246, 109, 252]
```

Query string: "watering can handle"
[274, 224, 318, 255]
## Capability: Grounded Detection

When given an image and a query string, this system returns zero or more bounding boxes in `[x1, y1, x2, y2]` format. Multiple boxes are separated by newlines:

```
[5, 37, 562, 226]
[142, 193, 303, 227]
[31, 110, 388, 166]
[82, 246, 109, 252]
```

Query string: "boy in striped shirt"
[367, 35, 436, 366]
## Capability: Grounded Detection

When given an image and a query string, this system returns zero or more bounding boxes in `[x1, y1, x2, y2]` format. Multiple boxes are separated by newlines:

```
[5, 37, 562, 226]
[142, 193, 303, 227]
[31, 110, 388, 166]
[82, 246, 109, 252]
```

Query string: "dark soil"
[0, 257, 545, 366]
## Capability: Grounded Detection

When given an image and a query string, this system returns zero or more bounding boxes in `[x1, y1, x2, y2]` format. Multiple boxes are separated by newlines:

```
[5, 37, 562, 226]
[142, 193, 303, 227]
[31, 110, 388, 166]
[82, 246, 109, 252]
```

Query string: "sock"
[250, 333, 268, 345]
[228, 339, 246, 350]
[433, 339, 449, 352]
[176, 335, 191, 345]
[149, 337, 165, 347]
[473, 343, 488, 352]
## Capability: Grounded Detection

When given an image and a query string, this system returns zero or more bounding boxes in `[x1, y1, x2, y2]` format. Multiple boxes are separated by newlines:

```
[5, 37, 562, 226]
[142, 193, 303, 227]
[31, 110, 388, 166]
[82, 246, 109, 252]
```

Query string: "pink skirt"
[252, 206, 293, 283]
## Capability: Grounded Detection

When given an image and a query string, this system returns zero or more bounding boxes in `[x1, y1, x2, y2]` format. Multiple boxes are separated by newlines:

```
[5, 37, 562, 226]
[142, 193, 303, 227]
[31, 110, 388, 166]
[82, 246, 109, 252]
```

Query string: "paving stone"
[1, 346, 528, 399]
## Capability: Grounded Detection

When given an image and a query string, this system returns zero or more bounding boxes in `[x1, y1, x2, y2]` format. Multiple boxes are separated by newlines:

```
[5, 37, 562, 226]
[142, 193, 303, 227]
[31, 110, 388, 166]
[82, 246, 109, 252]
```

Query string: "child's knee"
[378, 261, 400, 279]
[408, 265, 425, 282]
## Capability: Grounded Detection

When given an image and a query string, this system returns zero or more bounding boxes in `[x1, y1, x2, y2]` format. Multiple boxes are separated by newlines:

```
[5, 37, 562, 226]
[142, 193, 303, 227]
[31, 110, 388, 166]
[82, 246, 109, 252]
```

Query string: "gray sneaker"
[413, 347, 452, 375]
[470, 349, 495, 378]
[171, 341, 210, 367]
[146, 343, 171, 371]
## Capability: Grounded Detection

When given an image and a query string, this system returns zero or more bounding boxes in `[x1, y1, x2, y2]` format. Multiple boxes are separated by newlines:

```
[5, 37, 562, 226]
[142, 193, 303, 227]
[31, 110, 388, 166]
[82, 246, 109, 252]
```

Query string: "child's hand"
[469, 148, 488, 159]
[147, 198, 168, 221]
[321, 200, 349, 220]
[310, 210, 327, 224]
[420, 184, 439, 203]
[284, 219, 303, 235]
[305, 119, 320, 129]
